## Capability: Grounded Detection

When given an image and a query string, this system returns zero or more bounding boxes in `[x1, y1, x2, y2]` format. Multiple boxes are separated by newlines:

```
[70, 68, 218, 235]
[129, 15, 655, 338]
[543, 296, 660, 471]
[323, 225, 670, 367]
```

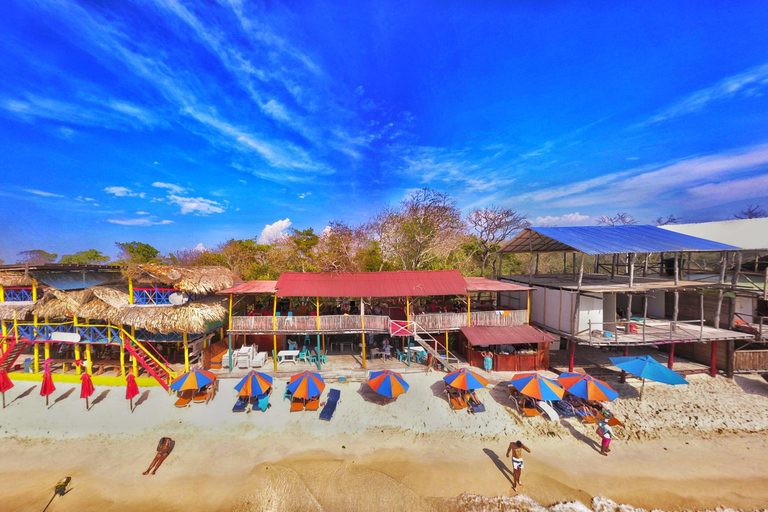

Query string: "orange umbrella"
[80, 372, 95, 410]
[126, 374, 140, 412]
[0, 370, 13, 409]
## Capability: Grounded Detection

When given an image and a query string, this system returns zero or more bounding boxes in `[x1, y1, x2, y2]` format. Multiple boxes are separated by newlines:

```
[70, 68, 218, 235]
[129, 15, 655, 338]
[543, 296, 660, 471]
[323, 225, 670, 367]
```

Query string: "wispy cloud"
[152, 182, 187, 194]
[104, 186, 145, 198]
[108, 218, 174, 226]
[638, 62, 768, 126]
[534, 212, 593, 226]
[688, 173, 768, 207]
[23, 188, 64, 198]
[167, 194, 225, 215]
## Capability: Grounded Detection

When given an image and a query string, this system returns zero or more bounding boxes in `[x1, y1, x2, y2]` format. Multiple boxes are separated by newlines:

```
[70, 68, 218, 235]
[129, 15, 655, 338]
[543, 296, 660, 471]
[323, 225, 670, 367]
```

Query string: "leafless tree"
[654, 214, 679, 226]
[735, 204, 767, 219]
[372, 188, 466, 270]
[467, 206, 529, 276]
[596, 212, 637, 226]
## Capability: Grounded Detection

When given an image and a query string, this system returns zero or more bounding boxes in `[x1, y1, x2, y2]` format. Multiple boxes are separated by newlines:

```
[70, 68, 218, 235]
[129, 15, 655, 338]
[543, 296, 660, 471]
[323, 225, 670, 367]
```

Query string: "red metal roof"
[275, 270, 468, 297]
[218, 280, 277, 295]
[460, 326, 556, 346]
[464, 277, 532, 292]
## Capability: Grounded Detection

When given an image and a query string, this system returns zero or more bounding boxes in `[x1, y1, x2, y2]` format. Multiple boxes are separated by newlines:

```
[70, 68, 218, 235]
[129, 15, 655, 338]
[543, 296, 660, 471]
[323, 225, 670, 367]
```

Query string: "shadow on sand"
[90, 389, 110, 408]
[356, 383, 397, 406]
[560, 419, 601, 453]
[429, 380, 450, 403]
[734, 375, 768, 397]
[134, 390, 151, 410]
[49, 388, 75, 409]
[483, 448, 515, 487]
[8, 385, 37, 405]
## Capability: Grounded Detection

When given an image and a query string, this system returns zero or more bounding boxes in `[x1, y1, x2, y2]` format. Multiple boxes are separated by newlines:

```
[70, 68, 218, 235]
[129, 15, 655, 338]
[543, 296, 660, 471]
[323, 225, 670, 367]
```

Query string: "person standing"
[505, 440, 531, 489]
[482, 350, 493, 372]
[598, 417, 614, 456]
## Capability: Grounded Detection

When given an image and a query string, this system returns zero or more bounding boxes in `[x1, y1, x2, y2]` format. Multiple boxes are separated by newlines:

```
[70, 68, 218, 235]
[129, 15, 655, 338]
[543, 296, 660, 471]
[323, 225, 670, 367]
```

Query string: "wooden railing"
[231, 310, 526, 333]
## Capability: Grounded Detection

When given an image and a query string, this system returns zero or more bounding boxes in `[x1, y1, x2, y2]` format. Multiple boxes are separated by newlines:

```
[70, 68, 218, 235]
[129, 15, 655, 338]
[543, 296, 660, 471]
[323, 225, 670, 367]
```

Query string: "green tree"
[18, 250, 58, 264]
[115, 241, 161, 264]
[59, 249, 111, 265]
[288, 228, 319, 272]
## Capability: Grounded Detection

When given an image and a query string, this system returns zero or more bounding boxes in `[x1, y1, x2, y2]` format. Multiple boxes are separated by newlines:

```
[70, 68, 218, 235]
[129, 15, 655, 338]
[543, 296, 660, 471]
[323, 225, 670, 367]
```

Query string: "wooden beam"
[629, 253, 636, 288]
[673, 252, 680, 286]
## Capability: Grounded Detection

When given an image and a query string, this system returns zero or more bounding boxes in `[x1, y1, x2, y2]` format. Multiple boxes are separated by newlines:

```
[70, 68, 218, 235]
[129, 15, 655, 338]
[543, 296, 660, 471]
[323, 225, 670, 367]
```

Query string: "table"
[277, 350, 300, 365]
[407, 346, 426, 362]
[333, 341, 354, 353]
[371, 347, 391, 359]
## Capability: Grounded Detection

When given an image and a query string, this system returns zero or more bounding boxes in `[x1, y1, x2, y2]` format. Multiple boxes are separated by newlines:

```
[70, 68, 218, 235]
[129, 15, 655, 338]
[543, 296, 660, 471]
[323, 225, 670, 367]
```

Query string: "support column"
[526, 290, 531, 324]
[272, 294, 278, 371]
[228, 294, 234, 374]
[132, 351, 138, 377]
[568, 339, 576, 372]
[85, 344, 92, 375]
[74, 344, 81, 375]
[120, 343, 126, 378]
[34, 343, 40, 373]
[620, 345, 629, 383]
[710, 340, 718, 378]
[183, 332, 189, 373]
[361, 298, 366, 370]
[668, 343, 675, 369]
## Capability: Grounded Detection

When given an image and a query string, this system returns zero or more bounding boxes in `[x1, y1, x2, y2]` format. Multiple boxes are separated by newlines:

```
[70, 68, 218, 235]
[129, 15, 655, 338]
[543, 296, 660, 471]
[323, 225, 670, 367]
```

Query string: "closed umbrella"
[125, 374, 140, 412]
[557, 372, 619, 402]
[40, 361, 56, 406]
[0, 370, 13, 409]
[367, 370, 409, 398]
[443, 368, 489, 390]
[80, 372, 95, 410]
[288, 371, 325, 400]
[610, 355, 688, 399]
[508, 373, 564, 401]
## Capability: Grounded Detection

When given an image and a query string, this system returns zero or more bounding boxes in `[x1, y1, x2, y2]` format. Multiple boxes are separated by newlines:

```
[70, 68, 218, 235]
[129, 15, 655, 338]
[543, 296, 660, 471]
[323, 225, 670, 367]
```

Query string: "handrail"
[120, 328, 177, 382]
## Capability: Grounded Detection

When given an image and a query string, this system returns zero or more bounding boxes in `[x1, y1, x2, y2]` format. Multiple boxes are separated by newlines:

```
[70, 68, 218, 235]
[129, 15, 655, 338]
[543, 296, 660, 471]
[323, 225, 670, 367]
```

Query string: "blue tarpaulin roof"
[498, 225, 740, 255]
[30, 270, 123, 290]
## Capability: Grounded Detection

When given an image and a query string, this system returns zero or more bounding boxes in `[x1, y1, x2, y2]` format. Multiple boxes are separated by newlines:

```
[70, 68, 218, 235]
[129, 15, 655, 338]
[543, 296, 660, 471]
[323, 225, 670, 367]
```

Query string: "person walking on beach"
[143, 437, 175, 475]
[505, 440, 531, 489]
[597, 417, 614, 456]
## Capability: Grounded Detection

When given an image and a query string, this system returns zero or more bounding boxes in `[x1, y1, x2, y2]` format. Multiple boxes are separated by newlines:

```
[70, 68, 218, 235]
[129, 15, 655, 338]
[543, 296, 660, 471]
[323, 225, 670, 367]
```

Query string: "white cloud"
[153, 161, 160, 165]
[136, 210, 150, 215]
[639, 62, 768, 126]
[167, 195, 225, 215]
[297, 192, 312, 199]
[104, 186, 145, 198]
[687, 173, 768, 207]
[107, 218, 174, 226]
[24, 189, 64, 198]
[534, 213, 593, 226]
[259, 218, 291, 243]
[192, 242, 206, 252]
[152, 182, 187, 194]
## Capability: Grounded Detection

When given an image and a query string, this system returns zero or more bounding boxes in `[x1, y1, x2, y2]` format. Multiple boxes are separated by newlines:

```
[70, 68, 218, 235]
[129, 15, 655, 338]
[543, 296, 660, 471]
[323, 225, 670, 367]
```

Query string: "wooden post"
[34, 343, 40, 373]
[535, 253, 539, 275]
[628, 253, 636, 288]
[668, 342, 675, 369]
[572, 253, 577, 278]
[563, 253, 567, 274]
[445, 331, 449, 361]
[0, 285, 4, 303]
[620, 345, 629, 383]
[120, 343, 126, 378]
[710, 340, 718, 377]
[568, 339, 576, 372]
[659, 252, 665, 277]
[467, 293, 471, 326]
[361, 298, 366, 369]
[183, 332, 189, 372]
[731, 252, 742, 287]
[526, 290, 531, 324]
[699, 293, 704, 341]
[686, 252, 692, 279]
[571, 254, 585, 336]
[673, 252, 680, 286]
[132, 350, 138, 378]
[128, 278, 134, 305]
[32, 278, 38, 301]
[272, 294, 278, 372]
[594, 254, 600, 273]
[643, 253, 649, 277]
[726, 339, 735, 378]
[611, 254, 617, 279]
[764, 266, 768, 301]
[672, 291, 679, 331]
[715, 252, 726, 329]
[642, 295, 648, 343]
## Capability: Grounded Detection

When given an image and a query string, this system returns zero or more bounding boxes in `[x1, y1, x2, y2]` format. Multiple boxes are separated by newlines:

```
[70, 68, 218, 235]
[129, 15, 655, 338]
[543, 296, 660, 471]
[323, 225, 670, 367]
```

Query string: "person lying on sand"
[505, 440, 531, 489]
[143, 437, 175, 475]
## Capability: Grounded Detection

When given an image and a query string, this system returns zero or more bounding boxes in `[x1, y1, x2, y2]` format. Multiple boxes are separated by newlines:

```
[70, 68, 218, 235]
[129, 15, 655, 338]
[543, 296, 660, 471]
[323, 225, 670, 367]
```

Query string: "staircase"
[409, 322, 456, 372]
[123, 336, 176, 390]
[0, 338, 25, 371]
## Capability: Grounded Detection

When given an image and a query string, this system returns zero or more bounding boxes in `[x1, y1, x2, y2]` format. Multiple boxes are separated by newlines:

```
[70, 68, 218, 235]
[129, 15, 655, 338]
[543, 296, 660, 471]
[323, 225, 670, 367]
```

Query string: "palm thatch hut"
[127, 265, 235, 295]
[0, 302, 36, 322]
[0, 271, 34, 287]
[33, 288, 95, 319]
[117, 296, 228, 334]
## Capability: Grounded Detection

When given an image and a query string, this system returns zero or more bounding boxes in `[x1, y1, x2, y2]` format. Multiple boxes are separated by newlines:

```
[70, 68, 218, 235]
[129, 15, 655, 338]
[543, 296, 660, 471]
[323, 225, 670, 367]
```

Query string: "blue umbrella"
[508, 373, 564, 401]
[367, 370, 409, 398]
[610, 355, 688, 398]
[234, 370, 273, 397]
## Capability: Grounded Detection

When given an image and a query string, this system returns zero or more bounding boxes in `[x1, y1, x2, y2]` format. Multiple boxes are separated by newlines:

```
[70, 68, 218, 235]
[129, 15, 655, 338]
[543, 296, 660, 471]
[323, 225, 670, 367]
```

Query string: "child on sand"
[598, 417, 613, 456]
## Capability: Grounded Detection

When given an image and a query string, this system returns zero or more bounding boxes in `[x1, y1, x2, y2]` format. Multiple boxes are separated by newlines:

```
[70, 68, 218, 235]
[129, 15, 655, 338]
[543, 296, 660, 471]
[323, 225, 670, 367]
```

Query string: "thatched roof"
[127, 265, 235, 295]
[117, 296, 228, 334]
[32, 286, 129, 320]
[78, 298, 122, 324]
[0, 272, 34, 287]
[33, 288, 91, 319]
[0, 302, 36, 321]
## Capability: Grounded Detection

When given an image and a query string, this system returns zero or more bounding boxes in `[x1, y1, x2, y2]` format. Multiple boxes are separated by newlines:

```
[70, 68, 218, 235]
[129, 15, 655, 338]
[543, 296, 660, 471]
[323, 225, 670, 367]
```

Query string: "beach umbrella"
[443, 368, 489, 390]
[125, 374, 140, 412]
[610, 355, 688, 399]
[80, 372, 95, 410]
[367, 370, 409, 398]
[508, 373, 564, 401]
[557, 372, 619, 402]
[287, 371, 325, 400]
[0, 370, 13, 409]
[170, 368, 217, 392]
[235, 370, 273, 397]
[40, 365, 56, 406]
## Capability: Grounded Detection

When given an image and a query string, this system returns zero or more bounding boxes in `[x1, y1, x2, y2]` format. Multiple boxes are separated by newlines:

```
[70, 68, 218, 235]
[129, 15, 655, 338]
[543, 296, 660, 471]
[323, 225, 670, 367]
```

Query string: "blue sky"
[2, 1, 768, 262]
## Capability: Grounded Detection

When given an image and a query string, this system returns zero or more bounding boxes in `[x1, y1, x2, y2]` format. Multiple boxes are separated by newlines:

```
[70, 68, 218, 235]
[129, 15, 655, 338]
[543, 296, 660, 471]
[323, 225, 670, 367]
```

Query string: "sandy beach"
[1, 371, 768, 512]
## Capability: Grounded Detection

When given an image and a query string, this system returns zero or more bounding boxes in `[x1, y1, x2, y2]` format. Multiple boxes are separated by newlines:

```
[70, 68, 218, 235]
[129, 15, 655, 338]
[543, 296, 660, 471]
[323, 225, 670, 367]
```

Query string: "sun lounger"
[552, 400, 576, 418]
[467, 393, 485, 413]
[305, 397, 320, 411]
[232, 396, 249, 413]
[193, 389, 210, 403]
[537, 400, 559, 421]
[290, 398, 305, 412]
[445, 386, 467, 410]
[319, 388, 340, 421]
[174, 390, 194, 408]
[509, 388, 540, 417]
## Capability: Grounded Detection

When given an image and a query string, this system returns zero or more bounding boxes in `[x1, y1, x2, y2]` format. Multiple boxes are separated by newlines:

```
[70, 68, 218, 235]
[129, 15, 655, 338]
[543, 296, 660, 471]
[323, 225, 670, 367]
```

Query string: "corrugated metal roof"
[275, 270, 468, 297]
[497, 226, 739, 255]
[464, 277, 532, 292]
[30, 270, 123, 290]
[218, 281, 278, 295]
[461, 326, 556, 346]
[660, 218, 768, 251]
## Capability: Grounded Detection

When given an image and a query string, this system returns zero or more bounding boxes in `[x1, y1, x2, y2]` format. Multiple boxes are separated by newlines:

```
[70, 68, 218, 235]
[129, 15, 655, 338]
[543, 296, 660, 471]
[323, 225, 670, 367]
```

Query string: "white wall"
[736, 296, 754, 323]
[647, 290, 666, 318]
[578, 294, 604, 334]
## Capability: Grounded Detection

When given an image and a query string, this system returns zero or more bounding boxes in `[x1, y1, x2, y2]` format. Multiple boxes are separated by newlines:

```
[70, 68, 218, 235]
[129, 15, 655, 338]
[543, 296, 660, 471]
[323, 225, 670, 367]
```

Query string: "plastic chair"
[283, 384, 292, 402]
[396, 349, 408, 363]
[318, 349, 327, 364]
[288, 341, 297, 351]
[298, 348, 310, 364]
[304, 334, 311, 345]
[309, 351, 318, 364]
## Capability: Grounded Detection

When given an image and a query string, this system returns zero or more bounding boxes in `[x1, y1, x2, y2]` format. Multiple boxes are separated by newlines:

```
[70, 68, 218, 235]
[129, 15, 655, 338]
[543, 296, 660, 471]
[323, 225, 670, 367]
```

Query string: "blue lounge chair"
[319, 388, 341, 421]
[467, 393, 485, 413]
[253, 392, 270, 412]
[232, 396, 249, 413]
[553, 400, 576, 418]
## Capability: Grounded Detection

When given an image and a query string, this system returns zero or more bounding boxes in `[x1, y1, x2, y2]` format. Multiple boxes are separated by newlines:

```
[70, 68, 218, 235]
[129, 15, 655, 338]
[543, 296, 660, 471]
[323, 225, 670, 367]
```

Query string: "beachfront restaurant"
[220, 270, 532, 372]
[460, 325, 556, 372]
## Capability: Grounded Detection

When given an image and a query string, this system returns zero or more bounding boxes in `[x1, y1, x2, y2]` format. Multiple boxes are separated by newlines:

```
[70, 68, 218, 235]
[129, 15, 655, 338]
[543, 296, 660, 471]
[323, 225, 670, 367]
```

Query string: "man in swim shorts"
[505, 440, 531, 489]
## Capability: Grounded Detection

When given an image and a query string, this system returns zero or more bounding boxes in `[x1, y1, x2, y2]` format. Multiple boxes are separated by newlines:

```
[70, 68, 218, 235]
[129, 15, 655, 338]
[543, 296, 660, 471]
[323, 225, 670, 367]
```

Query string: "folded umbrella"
[509, 373, 564, 401]
[367, 370, 409, 398]
[288, 371, 325, 400]
[0, 370, 13, 409]
[126, 374, 139, 412]
[80, 372, 95, 410]
[557, 372, 618, 402]
[40, 367, 56, 406]
[610, 355, 688, 399]
[443, 368, 489, 390]
[235, 370, 273, 397]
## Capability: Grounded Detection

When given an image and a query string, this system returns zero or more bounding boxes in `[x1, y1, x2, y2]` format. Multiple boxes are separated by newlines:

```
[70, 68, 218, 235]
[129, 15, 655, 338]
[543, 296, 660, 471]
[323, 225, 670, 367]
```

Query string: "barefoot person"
[505, 440, 531, 489]
[143, 437, 175, 475]
[481, 350, 493, 373]
[598, 417, 614, 456]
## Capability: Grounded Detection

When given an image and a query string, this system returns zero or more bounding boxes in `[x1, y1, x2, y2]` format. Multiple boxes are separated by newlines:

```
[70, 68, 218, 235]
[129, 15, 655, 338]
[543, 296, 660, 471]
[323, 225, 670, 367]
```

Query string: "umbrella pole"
[85, 396, 89, 411]
[2, 391, 5, 409]
[130, 397, 133, 412]
[46, 395, 49, 407]
[640, 378, 645, 400]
